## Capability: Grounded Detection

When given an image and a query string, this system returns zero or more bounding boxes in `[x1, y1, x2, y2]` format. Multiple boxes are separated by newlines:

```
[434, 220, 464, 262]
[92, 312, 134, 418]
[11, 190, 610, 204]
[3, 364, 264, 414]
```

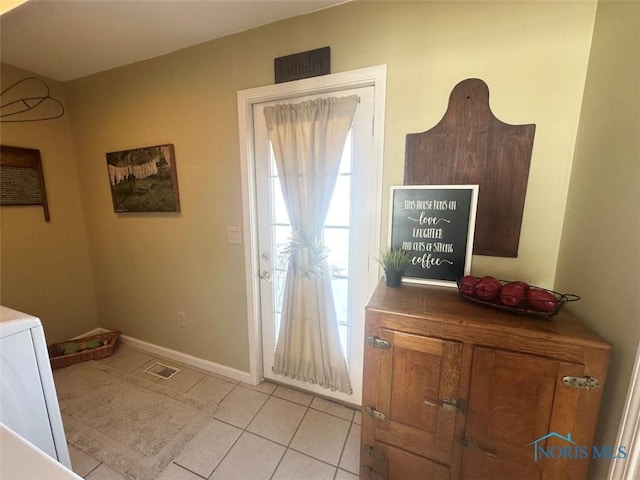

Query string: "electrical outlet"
[177, 312, 186, 328]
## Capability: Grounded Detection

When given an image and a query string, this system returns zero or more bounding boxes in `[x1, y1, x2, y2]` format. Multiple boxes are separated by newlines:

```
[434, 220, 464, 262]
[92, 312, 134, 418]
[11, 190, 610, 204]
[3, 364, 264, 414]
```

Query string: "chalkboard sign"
[389, 185, 478, 286]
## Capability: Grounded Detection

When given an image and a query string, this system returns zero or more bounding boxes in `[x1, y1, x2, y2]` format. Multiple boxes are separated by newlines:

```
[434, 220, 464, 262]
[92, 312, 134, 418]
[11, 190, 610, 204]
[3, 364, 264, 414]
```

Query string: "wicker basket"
[48, 331, 120, 369]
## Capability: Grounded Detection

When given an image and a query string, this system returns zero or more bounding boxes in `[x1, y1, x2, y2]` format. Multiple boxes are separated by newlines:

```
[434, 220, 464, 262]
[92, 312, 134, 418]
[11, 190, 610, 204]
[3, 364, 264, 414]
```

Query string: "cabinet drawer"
[362, 440, 452, 480]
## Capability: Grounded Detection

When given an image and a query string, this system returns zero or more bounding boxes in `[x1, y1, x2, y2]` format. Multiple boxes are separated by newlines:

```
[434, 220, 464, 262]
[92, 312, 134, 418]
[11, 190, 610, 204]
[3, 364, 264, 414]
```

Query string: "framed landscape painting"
[106, 144, 180, 212]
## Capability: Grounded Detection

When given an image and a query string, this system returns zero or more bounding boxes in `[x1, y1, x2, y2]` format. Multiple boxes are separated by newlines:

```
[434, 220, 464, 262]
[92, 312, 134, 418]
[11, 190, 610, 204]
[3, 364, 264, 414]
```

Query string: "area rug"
[54, 361, 219, 480]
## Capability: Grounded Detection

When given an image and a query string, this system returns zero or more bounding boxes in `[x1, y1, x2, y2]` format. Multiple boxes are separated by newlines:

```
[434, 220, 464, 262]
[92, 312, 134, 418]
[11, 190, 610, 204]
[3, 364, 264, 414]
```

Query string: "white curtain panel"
[264, 95, 357, 394]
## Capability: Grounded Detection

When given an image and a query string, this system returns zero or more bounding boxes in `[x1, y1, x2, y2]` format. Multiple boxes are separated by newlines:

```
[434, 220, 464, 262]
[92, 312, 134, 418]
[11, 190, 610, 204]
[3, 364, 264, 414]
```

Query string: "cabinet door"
[366, 328, 463, 467]
[461, 347, 587, 480]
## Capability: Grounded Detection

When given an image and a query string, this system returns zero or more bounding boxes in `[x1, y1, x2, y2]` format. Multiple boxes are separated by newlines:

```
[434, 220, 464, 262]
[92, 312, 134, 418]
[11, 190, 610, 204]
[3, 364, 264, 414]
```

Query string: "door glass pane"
[325, 175, 350, 227]
[339, 131, 352, 174]
[325, 226, 350, 358]
[331, 276, 349, 356]
[272, 225, 292, 270]
[324, 227, 349, 278]
[271, 177, 289, 225]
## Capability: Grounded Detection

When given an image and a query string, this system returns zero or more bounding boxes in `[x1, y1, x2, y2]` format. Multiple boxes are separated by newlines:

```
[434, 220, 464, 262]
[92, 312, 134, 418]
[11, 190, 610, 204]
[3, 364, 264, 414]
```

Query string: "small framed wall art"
[106, 144, 180, 213]
[389, 185, 479, 287]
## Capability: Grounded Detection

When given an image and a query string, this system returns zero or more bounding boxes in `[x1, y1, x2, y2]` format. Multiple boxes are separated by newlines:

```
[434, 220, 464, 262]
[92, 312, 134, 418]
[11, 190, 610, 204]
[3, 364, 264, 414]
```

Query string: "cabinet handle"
[424, 396, 466, 413]
[460, 437, 499, 458]
[364, 406, 388, 421]
[366, 336, 391, 350]
[363, 465, 386, 480]
[562, 375, 601, 391]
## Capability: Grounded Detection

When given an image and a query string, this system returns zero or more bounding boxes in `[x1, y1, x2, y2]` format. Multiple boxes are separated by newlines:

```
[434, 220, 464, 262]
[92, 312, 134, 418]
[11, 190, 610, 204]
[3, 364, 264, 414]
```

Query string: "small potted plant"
[378, 248, 410, 287]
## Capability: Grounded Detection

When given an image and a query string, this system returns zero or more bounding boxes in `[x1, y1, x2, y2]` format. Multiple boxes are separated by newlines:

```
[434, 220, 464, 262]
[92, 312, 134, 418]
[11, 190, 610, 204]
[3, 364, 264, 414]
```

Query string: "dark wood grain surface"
[404, 78, 535, 257]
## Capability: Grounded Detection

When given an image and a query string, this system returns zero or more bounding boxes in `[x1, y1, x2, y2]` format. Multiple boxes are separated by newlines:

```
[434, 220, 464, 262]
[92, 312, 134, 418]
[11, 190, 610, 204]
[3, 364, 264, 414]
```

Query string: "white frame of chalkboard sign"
[388, 184, 479, 287]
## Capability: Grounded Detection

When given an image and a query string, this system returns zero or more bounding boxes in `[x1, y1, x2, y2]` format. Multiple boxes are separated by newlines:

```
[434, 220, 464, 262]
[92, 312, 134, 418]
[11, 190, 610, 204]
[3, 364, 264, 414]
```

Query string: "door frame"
[609, 340, 640, 480]
[237, 65, 387, 394]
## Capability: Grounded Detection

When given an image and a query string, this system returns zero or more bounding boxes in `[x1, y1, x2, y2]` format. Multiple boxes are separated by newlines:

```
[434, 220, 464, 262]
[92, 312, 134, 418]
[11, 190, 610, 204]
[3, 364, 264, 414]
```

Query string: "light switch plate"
[227, 226, 242, 244]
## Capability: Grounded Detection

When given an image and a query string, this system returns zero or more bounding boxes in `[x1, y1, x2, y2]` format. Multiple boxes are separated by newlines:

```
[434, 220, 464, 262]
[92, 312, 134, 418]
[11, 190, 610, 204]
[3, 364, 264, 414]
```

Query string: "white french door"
[238, 65, 386, 405]
[252, 86, 376, 404]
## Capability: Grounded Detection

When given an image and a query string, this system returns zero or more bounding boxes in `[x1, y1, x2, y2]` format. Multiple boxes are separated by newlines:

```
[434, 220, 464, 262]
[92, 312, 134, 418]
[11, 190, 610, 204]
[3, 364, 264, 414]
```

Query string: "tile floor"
[59, 344, 361, 480]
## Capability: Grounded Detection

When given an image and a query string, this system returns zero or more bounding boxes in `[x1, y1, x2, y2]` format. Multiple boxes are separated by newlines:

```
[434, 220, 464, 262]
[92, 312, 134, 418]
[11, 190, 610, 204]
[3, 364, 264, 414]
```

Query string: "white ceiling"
[0, 0, 346, 82]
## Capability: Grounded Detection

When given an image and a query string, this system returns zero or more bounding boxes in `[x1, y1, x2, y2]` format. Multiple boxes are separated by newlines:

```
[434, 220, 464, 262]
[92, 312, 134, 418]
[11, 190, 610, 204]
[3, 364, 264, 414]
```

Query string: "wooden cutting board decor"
[404, 78, 535, 257]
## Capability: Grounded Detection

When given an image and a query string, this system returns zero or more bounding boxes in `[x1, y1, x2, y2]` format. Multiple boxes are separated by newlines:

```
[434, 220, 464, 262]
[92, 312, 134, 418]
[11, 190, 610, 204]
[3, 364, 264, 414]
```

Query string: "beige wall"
[64, 0, 597, 372]
[0, 64, 99, 342]
[555, 1, 640, 478]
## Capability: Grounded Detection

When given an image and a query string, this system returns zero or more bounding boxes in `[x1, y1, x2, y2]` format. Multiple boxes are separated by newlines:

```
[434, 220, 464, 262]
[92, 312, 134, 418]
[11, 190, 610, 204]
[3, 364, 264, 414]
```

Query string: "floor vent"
[145, 362, 180, 380]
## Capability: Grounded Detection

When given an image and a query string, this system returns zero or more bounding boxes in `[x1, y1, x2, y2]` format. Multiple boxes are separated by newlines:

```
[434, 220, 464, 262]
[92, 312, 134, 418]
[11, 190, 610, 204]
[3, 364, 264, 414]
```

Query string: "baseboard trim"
[74, 328, 254, 385]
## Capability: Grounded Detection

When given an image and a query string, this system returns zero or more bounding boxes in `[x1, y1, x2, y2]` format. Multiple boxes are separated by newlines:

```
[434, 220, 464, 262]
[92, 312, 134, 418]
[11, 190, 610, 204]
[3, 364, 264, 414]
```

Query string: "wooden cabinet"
[361, 282, 610, 480]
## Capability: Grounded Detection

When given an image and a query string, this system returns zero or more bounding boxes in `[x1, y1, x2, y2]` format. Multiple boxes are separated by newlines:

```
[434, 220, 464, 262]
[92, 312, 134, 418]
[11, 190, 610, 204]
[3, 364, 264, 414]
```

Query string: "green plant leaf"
[377, 248, 410, 273]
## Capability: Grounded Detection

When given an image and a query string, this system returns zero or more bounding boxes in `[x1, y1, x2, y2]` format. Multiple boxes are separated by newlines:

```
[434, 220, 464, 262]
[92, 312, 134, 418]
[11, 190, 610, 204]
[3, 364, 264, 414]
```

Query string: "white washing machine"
[0, 306, 71, 468]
